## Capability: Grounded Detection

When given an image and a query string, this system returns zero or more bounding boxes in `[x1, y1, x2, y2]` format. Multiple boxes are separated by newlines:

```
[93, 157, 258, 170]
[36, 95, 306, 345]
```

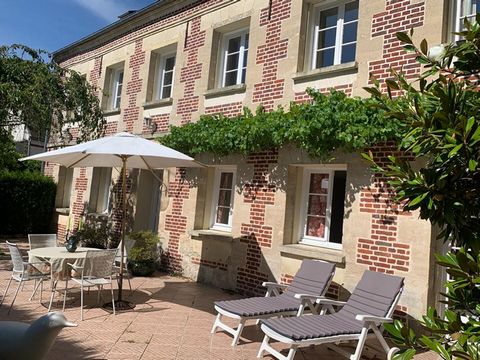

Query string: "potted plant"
[127, 230, 160, 277]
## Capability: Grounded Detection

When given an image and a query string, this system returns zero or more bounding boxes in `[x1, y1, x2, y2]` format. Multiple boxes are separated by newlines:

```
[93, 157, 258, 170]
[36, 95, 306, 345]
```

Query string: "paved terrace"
[0, 241, 439, 360]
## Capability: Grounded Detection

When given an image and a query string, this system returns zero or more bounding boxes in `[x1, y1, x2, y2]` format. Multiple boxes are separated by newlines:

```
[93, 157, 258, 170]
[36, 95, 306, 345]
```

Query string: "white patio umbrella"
[21, 132, 203, 309]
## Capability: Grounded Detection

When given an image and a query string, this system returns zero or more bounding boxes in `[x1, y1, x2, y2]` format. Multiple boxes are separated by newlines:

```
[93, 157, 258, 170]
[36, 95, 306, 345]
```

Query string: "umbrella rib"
[140, 156, 165, 185]
[67, 153, 91, 168]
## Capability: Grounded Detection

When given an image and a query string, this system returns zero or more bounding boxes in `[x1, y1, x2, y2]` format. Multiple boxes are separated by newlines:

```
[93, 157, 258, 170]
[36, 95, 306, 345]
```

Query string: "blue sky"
[0, 0, 154, 54]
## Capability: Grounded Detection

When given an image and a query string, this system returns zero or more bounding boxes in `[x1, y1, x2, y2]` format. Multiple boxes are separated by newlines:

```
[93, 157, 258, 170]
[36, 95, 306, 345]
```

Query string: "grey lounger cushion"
[262, 270, 404, 341]
[215, 260, 335, 317]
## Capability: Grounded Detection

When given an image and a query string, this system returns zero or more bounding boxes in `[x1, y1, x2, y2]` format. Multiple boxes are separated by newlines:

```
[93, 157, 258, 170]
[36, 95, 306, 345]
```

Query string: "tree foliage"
[159, 89, 402, 158]
[362, 19, 480, 360]
[0, 44, 105, 168]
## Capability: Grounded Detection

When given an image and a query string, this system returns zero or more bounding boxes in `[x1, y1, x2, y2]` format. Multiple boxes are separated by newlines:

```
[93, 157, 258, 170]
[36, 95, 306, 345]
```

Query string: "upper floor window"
[452, 0, 480, 40]
[103, 63, 124, 111]
[155, 53, 176, 100]
[221, 29, 249, 87]
[210, 167, 236, 231]
[311, 0, 358, 69]
[298, 167, 346, 249]
[88, 167, 112, 213]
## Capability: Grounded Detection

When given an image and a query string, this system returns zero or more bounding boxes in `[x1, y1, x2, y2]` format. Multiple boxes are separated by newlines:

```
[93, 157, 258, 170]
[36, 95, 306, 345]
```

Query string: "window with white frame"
[452, 0, 480, 41]
[154, 53, 176, 100]
[103, 64, 124, 110]
[220, 29, 249, 87]
[88, 167, 112, 213]
[56, 167, 74, 208]
[210, 168, 236, 231]
[299, 168, 346, 249]
[310, 0, 358, 69]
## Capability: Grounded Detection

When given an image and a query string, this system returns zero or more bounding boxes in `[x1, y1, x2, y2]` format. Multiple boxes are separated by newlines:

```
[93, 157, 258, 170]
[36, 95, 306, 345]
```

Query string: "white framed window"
[155, 53, 176, 100]
[298, 167, 347, 249]
[56, 167, 74, 208]
[310, 0, 358, 69]
[220, 29, 249, 87]
[111, 69, 123, 110]
[89, 167, 112, 213]
[210, 167, 236, 231]
[452, 0, 480, 41]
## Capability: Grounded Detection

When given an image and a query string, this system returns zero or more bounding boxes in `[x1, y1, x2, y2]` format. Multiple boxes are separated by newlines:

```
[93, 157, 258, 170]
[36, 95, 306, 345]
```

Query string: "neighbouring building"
[48, 0, 464, 321]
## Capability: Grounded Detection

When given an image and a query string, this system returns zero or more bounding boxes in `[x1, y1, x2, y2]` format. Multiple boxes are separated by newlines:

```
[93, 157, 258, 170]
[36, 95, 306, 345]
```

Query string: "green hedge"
[0, 171, 56, 235]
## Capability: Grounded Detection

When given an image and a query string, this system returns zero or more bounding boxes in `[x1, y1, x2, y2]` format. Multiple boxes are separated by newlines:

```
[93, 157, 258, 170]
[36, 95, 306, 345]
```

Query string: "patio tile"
[141, 344, 179, 359]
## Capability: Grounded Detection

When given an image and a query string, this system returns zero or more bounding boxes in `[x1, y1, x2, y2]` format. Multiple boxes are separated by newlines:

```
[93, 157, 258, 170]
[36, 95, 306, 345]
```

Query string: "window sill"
[280, 244, 345, 264]
[190, 229, 233, 242]
[103, 109, 121, 116]
[86, 212, 108, 219]
[204, 84, 246, 98]
[293, 62, 358, 83]
[55, 208, 70, 215]
[143, 98, 173, 109]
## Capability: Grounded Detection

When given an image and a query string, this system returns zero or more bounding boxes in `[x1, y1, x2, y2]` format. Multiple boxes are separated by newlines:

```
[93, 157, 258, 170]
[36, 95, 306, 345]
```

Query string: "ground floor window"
[210, 167, 236, 231]
[299, 167, 346, 249]
[88, 167, 112, 213]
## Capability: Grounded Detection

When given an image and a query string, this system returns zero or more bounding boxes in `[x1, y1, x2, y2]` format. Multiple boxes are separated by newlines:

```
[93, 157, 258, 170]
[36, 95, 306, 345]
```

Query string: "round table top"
[28, 246, 100, 260]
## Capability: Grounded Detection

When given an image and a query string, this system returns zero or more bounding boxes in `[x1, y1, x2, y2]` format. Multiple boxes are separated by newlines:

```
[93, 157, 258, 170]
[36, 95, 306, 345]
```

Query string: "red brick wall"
[177, 17, 206, 124]
[142, 114, 170, 135]
[236, 151, 278, 295]
[294, 83, 353, 103]
[357, 142, 413, 275]
[123, 40, 146, 132]
[369, 0, 425, 87]
[252, 0, 291, 110]
[204, 102, 243, 117]
[71, 168, 88, 230]
[162, 168, 190, 273]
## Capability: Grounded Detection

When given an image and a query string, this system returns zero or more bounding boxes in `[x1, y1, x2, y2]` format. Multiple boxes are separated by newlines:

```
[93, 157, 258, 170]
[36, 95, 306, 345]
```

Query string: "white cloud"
[72, 0, 130, 23]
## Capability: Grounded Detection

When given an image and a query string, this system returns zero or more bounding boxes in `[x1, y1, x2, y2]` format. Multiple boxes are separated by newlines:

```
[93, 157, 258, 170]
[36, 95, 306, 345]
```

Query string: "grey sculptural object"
[0, 312, 77, 360]
[65, 233, 79, 253]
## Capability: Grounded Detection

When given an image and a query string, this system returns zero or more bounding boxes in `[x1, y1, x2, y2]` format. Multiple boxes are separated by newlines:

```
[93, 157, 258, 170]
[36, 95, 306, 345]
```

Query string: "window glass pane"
[216, 207, 230, 224]
[316, 48, 335, 68]
[241, 68, 246, 84]
[343, 22, 358, 44]
[244, 33, 249, 49]
[226, 53, 240, 71]
[217, 189, 232, 207]
[161, 85, 172, 99]
[319, 7, 338, 29]
[228, 36, 241, 53]
[163, 71, 173, 86]
[117, 71, 124, 84]
[224, 71, 238, 86]
[308, 195, 327, 216]
[318, 28, 337, 49]
[341, 43, 356, 63]
[220, 172, 233, 188]
[306, 216, 326, 238]
[344, 1, 359, 22]
[165, 56, 175, 71]
[309, 173, 329, 194]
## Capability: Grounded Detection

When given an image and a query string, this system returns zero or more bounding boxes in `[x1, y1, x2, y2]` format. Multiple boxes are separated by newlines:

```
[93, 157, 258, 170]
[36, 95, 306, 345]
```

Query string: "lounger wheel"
[387, 347, 400, 359]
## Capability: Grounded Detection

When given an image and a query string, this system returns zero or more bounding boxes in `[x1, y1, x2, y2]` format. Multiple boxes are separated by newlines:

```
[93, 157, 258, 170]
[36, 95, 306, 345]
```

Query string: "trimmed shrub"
[0, 170, 56, 235]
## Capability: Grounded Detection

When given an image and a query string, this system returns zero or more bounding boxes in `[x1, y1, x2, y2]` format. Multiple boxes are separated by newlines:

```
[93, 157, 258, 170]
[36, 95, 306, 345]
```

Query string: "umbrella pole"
[118, 156, 127, 302]
[103, 155, 134, 312]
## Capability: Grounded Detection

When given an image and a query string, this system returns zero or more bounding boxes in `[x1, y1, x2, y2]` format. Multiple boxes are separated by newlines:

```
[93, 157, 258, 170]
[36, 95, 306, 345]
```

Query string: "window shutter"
[329, 170, 346, 244]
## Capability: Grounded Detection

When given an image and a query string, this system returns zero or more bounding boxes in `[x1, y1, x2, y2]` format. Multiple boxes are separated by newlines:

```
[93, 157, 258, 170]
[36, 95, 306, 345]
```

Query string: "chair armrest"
[356, 315, 394, 324]
[262, 282, 287, 297]
[68, 263, 84, 271]
[317, 298, 347, 307]
[262, 282, 287, 290]
[294, 294, 325, 301]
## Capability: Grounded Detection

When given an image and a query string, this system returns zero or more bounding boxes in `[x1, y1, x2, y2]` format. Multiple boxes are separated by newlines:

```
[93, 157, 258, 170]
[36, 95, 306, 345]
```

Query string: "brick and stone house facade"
[49, 0, 459, 321]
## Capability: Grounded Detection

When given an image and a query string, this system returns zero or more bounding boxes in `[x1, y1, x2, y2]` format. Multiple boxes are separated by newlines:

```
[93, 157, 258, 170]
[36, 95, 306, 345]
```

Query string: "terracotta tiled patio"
[0, 241, 439, 360]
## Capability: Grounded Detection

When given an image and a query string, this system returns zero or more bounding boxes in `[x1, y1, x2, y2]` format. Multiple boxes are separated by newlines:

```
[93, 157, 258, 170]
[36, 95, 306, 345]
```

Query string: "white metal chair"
[1, 241, 50, 314]
[28, 234, 57, 250]
[48, 249, 117, 321]
[113, 239, 135, 291]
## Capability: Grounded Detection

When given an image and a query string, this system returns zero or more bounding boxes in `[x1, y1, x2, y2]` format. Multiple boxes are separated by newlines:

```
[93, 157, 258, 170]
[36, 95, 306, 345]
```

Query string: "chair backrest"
[114, 238, 136, 264]
[284, 260, 336, 298]
[6, 241, 24, 273]
[339, 270, 404, 320]
[84, 249, 117, 279]
[28, 234, 57, 250]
